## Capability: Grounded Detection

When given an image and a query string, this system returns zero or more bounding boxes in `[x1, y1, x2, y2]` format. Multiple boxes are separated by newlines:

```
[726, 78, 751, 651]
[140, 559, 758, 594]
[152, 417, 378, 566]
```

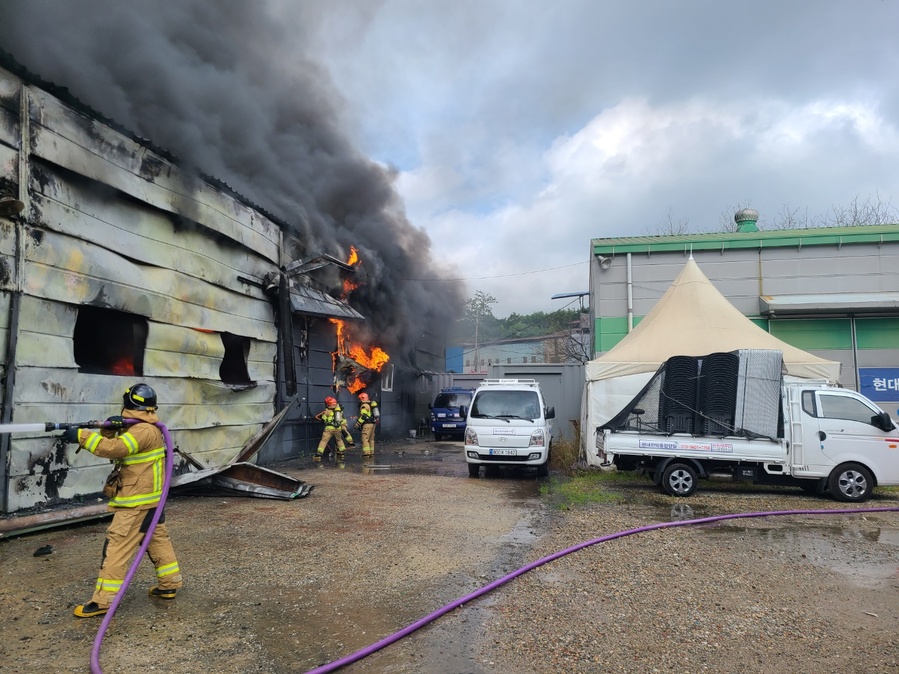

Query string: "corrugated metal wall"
[1, 67, 284, 513]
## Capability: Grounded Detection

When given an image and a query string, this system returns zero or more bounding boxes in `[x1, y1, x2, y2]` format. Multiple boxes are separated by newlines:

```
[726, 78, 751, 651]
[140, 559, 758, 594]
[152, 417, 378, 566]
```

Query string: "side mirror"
[428, 403, 433, 410]
[459, 405, 467, 418]
[873, 411, 895, 432]
[545, 406, 555, 419]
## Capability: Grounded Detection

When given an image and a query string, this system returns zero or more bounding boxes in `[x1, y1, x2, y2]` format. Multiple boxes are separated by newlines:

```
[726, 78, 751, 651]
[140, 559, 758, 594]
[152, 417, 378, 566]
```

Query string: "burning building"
[0, 17, 462, 522]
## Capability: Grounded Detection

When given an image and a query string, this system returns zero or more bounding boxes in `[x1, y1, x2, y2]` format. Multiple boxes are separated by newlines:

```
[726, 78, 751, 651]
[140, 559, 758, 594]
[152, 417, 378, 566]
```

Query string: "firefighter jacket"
[75, 408, 165, 512]
[359, 401, 378, 425]
[318, 406, 345, 429]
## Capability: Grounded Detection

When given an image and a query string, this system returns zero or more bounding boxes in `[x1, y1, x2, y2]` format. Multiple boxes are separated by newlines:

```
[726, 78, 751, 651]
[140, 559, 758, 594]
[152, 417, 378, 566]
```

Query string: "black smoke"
[0, 0, 464, 356]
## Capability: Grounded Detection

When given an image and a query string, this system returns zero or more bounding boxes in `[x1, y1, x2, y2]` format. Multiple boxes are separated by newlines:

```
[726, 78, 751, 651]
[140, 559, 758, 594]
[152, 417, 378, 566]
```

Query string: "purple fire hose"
[304, 504, 899, 674]
[89, 421, 174, 674]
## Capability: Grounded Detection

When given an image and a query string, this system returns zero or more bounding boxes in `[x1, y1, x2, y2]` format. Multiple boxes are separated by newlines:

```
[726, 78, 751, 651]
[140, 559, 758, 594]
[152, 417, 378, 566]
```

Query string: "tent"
[580, 258, 841, 465]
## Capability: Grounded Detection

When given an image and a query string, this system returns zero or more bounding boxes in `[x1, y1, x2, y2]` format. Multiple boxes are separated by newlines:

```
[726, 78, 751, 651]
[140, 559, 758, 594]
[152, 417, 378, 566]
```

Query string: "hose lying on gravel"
[304, 505, 899, 674]
[89, 422, 175, 674]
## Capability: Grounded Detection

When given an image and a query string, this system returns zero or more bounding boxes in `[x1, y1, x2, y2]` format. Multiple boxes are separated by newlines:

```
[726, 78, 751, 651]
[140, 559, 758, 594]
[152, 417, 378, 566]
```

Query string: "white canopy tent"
[581, 258, 841, 465]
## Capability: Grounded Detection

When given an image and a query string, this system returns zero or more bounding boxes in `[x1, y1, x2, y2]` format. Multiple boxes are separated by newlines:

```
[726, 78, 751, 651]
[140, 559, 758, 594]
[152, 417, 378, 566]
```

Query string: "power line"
[374, 259, 588, 283]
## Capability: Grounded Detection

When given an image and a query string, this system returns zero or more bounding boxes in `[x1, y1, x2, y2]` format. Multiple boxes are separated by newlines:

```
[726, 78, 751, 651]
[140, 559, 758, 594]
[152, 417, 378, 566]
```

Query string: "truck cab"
[429, 387, 474, 440]
[462, 379, 555, 478]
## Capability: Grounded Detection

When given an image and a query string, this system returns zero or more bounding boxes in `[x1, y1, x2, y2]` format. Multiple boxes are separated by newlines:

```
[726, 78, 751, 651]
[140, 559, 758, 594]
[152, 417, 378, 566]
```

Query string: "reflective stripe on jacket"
[77, 408, 165, 511]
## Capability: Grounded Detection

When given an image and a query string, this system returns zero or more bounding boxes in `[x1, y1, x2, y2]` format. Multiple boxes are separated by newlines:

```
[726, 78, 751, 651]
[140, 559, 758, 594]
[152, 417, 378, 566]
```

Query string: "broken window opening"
[220, 332, 254, 385]
[380, 363, 395, 392]
[74, 306, 147, 376]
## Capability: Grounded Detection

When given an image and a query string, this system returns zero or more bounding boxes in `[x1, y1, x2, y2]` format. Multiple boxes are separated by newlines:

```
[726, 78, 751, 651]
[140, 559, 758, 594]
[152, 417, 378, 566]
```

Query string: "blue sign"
[859, 367, 899, 404]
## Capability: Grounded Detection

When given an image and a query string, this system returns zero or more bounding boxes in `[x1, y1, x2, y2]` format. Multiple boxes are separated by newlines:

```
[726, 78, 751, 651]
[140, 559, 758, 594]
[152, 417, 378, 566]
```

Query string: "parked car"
[429, 387, 475, 440]
[462, 379, 555, 477]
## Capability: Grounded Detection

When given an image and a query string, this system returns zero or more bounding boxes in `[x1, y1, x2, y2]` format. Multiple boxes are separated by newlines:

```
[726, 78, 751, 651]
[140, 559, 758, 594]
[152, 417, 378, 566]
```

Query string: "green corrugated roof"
[592, 223, 899, 255]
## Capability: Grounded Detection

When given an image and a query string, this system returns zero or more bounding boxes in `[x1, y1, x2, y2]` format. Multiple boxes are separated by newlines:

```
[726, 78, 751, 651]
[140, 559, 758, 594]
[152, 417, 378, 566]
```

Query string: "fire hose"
[0, 419, 174, 674]
[303, 504, 899, 674]
[4, 421, 898, 671]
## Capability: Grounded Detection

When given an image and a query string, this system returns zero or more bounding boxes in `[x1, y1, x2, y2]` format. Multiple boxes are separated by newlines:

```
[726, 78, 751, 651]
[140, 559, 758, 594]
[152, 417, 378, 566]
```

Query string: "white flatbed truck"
[597, 379, 899, 502]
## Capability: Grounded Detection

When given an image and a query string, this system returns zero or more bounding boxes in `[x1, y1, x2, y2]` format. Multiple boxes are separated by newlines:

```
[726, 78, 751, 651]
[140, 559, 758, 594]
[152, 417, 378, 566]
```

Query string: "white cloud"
[397, 93, 899, 315]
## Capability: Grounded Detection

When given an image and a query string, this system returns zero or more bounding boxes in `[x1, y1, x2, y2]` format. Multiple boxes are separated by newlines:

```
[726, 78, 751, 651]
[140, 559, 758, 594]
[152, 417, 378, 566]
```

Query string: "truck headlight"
[465, 427, 478, 446]
[529, 429, 545, 447]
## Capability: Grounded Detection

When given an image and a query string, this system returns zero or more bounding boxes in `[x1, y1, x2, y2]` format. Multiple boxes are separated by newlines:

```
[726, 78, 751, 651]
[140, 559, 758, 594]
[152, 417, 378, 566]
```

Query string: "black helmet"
[123, 383, 157, 410]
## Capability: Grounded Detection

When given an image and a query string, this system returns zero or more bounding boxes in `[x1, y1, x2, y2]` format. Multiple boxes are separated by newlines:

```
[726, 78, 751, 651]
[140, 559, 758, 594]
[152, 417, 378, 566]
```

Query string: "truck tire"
[536, 460, 549, 478]
[827, 463, 874, 502]
[661, 463, 698, 497]
[468, 463, 480, 478]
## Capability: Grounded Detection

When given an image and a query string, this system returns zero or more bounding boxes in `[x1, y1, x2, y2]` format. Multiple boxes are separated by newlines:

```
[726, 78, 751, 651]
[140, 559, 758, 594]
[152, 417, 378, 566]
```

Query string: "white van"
[461, 379, 555, 478]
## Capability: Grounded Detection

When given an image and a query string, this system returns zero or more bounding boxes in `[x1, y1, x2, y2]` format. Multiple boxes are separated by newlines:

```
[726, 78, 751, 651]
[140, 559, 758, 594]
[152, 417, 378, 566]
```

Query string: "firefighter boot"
[148, 586, 177, 600]
[74, 601, 108, 618]
[336, 451, 346, 469]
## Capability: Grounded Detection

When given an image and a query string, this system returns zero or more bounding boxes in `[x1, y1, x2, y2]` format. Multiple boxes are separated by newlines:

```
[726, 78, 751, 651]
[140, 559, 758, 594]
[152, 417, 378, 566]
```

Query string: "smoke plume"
[0, 0, 464, 357]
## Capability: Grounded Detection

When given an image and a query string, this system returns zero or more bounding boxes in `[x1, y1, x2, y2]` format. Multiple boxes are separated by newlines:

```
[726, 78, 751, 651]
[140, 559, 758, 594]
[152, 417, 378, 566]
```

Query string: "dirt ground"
[1, 438, 898, 673]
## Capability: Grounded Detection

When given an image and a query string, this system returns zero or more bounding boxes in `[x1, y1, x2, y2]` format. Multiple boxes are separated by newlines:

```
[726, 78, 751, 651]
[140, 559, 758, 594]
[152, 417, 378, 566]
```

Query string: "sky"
[289, 0, 899, 316]
[4, 1, 899, 320]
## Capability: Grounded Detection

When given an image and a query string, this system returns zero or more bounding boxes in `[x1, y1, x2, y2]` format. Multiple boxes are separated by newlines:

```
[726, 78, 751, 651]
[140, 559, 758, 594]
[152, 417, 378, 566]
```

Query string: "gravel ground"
[1, 439, 898, 674]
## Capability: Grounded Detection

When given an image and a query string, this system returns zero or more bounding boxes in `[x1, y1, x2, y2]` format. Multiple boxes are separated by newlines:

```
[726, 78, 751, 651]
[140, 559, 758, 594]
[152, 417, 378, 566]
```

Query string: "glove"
[62, 427, 80, 444]
[105, 415, 126, 429]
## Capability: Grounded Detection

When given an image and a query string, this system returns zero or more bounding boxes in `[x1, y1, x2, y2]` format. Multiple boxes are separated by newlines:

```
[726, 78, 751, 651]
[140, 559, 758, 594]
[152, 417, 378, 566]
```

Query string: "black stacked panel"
[659, 356, 699, 434]
[698, 352, 739, 435]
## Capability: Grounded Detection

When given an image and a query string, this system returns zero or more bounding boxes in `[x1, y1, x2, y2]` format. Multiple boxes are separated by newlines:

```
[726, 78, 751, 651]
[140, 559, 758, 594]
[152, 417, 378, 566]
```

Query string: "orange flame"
[342, 246, 360, 298]
[329, 247, 389, 393]
[330, 317, 390, 393]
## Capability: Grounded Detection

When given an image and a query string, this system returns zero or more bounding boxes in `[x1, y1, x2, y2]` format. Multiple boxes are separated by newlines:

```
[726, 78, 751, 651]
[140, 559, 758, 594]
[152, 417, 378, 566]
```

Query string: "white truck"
[462, 379, 555, 478]
[596, 351, 899, 502]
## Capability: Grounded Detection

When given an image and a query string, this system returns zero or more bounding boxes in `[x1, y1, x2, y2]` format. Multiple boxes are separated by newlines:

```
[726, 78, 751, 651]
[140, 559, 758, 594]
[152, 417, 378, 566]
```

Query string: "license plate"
[442, 423, 457, 429]
[489, 449, 517, 456]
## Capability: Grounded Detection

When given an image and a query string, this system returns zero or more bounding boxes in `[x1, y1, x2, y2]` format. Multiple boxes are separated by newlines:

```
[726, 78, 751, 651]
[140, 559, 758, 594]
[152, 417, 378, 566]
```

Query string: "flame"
[109, 356, 135, 376]
[330, 317, 390, 393]
[328, 247, 389, 393]
[342, 246, 360, 298]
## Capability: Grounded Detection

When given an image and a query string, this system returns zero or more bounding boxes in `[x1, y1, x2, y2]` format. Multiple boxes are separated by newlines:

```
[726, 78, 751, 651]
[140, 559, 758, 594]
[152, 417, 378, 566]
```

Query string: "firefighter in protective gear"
[67, 383, 183, 618]
[314, 396, 353, 463]
[355, 391, 379, 457]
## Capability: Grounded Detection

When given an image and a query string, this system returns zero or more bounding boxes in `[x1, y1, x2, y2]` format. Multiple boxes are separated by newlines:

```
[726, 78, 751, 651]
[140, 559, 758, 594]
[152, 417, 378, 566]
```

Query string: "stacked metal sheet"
[734, 349, 784, 439]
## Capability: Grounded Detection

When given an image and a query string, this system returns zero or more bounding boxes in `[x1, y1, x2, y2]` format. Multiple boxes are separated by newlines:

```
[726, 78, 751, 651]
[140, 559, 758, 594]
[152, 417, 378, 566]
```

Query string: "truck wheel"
[827, 463, 874, 502]
[662, 463, 698, 497]
[468, 463, 480, 478]
[536, 460, 549, 478]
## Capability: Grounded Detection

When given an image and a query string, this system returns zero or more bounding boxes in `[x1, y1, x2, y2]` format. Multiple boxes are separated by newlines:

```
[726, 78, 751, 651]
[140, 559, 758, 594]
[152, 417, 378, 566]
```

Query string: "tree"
[462, 290, 497, 372]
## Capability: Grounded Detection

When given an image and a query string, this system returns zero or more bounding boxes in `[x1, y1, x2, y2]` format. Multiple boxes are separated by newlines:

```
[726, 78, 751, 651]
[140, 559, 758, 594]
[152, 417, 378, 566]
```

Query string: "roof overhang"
[289, 285, 365, 320]
[760, 292, 899, 316]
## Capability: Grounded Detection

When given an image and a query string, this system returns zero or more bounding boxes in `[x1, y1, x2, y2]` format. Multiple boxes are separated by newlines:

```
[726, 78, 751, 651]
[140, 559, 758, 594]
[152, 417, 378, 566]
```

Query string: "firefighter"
[65, 383, 183, 618]
[355, 391, 379, 457]
[314, 396, 353, 463]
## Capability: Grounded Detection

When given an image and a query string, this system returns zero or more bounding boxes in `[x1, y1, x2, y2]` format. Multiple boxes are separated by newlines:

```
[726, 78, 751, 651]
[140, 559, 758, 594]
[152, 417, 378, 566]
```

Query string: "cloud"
[398, 92, 899, 315]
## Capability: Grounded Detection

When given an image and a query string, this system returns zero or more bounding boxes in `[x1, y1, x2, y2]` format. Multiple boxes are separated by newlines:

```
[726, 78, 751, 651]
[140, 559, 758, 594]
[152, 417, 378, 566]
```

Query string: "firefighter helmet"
[358, 392, 369, 402]
[325, 396, 337, 407]
[123, 383, 158, 410]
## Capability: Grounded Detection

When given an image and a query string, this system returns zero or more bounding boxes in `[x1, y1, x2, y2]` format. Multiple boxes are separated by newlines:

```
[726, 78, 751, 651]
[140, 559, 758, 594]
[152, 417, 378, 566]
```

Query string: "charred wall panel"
[27, 87, 281, 263]
[0, 67, 293, 514]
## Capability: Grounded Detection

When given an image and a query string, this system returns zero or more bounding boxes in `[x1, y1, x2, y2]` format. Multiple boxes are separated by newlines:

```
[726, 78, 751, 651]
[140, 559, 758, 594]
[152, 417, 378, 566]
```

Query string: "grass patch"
[548, 436, 581, 474]
[540, 469, 644, 509]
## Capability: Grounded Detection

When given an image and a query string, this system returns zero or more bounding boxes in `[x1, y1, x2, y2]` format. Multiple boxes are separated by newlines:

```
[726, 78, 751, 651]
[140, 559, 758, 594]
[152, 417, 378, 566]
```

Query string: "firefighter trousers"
[361, 423, 376, 455]
[317, 427, 347, 453]
[91, 507, 183, 607]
